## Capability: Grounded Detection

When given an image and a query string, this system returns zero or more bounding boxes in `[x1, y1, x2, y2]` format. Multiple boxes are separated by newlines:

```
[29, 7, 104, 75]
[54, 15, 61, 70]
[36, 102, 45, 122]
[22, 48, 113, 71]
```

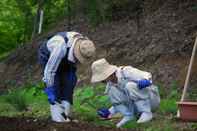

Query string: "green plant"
[5, 89, 28, 111]
[0, 82, 196, 130]
[2, 82, 46, 111]
[159, 99, 177, 114]
[0, 82, 49, 117]
[73, 84, 112, 124]
[168, 81, 180, 99]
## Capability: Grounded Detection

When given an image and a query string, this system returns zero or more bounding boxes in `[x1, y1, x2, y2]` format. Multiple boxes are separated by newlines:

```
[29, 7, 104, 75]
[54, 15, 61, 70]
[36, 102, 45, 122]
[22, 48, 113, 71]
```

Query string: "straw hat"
[74, 38, 96, 64]
[91, 58, 118, 83]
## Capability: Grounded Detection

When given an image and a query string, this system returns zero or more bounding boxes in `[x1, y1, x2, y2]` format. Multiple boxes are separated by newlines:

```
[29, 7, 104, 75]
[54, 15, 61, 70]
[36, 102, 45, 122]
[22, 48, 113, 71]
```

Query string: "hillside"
[0, 0, 197, 92]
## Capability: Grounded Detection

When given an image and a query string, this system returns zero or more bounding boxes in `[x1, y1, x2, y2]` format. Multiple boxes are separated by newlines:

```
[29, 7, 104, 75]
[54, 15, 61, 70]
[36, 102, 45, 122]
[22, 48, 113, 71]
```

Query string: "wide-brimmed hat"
[74, 38, 96, 64]
[91, 58, 118, 83]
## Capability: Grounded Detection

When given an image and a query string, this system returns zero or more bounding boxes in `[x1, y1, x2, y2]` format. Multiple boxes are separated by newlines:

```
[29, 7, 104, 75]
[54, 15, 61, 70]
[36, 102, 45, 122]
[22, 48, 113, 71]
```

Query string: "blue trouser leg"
[42, 67, 77, 105]
[60, 70, 77, 105]
[53, 72, 61, 101]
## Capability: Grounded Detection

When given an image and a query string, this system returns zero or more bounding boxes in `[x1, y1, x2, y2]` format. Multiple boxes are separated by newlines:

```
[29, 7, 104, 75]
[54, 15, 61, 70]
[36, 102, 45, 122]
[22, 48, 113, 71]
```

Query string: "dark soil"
[0, 117, 132, 131]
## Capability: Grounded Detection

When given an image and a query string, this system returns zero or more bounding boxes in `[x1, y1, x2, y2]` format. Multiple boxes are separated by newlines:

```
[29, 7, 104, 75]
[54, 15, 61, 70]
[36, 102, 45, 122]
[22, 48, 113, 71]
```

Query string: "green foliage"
[167, 81, 180, 100]
[5, 89, 28, 111]
[0, 0, 25, 53]
[158, 81, 180, 100]
[0, 0, 142, 55]
[159, 99, 177, 114]
[73, 84, 111, 122]
[0, 82, 48, 116]
[43, 0, 67, 29]
[0, 0, 67, 55]
[0, 51, 11, 61]
[156, 81, 178, 115]
[0, 82, 196, 130]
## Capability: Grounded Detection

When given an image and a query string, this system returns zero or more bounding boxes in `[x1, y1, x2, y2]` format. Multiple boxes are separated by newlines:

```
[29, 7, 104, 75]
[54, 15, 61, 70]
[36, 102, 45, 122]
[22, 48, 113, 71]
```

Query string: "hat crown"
[80, 40, 96, 58]
[92, 58, 109, 72]
[91, 58, 117, 83]
[74, 38, 96, 63]
[91, 58, 110, 76]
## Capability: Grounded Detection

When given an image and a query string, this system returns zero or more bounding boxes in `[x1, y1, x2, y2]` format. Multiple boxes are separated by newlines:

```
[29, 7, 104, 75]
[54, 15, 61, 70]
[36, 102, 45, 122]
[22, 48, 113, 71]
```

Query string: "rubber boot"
[61, 100, 72, 122]
[114, 104, 134, 128]
[50, 104, 66, 122]
[137, 112, 152, 123]
[135, 99, 153, 123]
[116, 116, 132, 128]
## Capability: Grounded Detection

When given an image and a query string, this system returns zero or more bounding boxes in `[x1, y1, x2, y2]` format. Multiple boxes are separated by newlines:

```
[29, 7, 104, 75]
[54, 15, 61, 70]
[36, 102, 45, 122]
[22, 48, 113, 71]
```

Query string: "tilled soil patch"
[0, 117, 135, 131]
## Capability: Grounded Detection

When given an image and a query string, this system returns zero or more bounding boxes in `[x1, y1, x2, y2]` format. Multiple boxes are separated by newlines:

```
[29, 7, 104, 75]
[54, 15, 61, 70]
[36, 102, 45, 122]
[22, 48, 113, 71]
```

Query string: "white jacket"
[105, 66, 157, 105]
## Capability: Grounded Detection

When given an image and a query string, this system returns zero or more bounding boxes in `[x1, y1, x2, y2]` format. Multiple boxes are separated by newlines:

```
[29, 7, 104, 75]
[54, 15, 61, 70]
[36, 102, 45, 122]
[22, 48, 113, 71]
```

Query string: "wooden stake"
[181, 37, 197, 101]
[177, 37, 197, 118]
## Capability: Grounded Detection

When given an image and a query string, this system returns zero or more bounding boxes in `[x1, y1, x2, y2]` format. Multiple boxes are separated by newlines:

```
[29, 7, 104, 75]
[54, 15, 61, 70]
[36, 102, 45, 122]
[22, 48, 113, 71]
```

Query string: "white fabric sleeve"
[43, 37, 67, 87]
[122, 66, 152, 81]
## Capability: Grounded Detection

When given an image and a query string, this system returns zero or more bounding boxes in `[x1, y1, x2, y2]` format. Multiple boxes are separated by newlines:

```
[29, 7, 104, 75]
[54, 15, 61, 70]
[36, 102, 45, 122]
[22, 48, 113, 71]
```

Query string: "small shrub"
[5, 89, 28, 111]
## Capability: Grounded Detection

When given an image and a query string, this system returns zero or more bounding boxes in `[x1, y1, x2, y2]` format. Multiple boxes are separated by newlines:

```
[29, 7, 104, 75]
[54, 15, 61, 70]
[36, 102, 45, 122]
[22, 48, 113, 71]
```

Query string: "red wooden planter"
[177, 101, 197, 121]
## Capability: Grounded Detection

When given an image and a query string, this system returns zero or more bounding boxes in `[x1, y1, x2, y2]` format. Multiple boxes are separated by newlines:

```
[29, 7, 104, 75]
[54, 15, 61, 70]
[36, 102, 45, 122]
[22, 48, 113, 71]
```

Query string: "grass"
[5, 89, 28, 111]
[0, 51, 11, 61]
[0, 82, 197, 130]
[0, 82, 49, 118]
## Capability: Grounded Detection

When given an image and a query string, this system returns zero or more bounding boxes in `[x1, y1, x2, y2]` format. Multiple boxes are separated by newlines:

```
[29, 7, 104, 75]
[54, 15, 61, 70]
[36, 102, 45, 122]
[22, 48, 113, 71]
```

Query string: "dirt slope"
[0, 0, 197, 92]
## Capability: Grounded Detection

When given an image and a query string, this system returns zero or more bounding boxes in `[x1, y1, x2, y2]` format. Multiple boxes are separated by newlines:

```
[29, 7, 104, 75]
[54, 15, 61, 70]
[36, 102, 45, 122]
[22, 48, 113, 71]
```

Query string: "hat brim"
[91, 65, 117, 83]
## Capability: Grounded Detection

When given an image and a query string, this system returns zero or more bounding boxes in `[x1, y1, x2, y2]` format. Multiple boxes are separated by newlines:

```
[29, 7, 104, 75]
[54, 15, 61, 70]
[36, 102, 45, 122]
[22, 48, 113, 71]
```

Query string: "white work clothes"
[105, 66, 153, 104]
[105, 66, 160, 126]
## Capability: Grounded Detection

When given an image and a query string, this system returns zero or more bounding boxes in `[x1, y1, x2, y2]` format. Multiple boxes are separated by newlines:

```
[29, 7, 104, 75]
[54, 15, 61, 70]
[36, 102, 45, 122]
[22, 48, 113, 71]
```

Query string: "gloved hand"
[97, 108, 111, 119]
[137, 79, 152, 90]
[44, 86, 56, 105]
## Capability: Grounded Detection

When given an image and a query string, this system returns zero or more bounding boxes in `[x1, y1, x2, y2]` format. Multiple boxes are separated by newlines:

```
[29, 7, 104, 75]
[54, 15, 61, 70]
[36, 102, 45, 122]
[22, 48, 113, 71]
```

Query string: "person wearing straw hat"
[91, 58, 160, 127]
[38, 31, 96, 122]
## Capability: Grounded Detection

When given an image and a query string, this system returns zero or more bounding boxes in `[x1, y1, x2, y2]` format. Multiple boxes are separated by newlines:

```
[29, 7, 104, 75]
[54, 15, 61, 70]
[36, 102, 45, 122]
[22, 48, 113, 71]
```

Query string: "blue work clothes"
[38, 31, 80, 104]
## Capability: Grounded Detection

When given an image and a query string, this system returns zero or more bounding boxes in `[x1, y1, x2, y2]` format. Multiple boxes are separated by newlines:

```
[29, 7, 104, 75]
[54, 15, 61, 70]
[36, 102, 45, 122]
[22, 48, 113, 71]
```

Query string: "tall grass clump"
[5, 89, 28, 111]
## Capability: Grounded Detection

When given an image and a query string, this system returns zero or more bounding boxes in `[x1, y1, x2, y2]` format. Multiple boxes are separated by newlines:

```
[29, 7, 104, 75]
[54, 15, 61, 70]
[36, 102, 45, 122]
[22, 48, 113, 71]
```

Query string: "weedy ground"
[0, 82, 197, 131]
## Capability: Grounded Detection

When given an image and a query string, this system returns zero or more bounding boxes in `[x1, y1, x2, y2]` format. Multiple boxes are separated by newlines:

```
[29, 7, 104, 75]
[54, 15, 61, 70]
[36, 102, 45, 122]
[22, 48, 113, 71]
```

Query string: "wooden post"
[38, 10, 44, 34]
[31, 0, 45, 41]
